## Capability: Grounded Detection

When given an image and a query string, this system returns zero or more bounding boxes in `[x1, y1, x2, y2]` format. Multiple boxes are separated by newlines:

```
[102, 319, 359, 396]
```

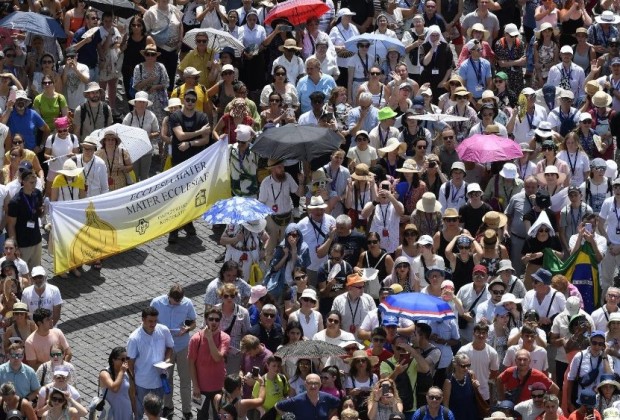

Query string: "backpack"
[444, 181, 468, 204]
[551, 109, 577, 137]
[383, 359, 414, 412]
[173, 83, 207, 100]
[585, 178, 612, 208]
[415, 347, 441, 398]
[79, 102, 110, 138]
[49, 132, 78, 149]
[418, 405, 450, 420]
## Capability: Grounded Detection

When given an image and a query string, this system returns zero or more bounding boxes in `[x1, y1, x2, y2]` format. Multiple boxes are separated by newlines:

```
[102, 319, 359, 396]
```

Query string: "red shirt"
[567, 410, 602, 420]
[367, 348, 393, 376]
[498, 367, 553, 403]
[187, 329, 230, 392]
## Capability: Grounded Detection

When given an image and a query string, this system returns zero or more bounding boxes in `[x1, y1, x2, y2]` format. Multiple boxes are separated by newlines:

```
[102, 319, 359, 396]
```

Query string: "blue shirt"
[149, 295, 197, 352]
[0, 362, 39, 398]
[412, 406, 456, 420]
[127, 324, 174, 389]
[248, 304, 282, 327]
[458, 58, 492, 99]
[296, 74, 337, 113]
[72, 26, 101, 68]
[276, 392, 340, 420]
[347, 106, 379, 140]
[7, 109, 45, 150]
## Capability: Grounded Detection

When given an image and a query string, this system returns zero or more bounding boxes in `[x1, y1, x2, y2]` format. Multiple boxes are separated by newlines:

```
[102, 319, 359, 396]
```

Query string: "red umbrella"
[264, 0, 330, 26]
[456, 134, 523, 164]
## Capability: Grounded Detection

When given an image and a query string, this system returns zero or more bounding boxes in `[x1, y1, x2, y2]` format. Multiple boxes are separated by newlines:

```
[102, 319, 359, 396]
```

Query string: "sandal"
[92, 261, 102, 270]
[71, 269, 81, 277]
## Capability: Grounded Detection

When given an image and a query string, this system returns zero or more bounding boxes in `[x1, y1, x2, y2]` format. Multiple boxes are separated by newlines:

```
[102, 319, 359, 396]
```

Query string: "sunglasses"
[581, 119, 592, 124]
[207, 317, 221, 322]
[459, 363, 471, 368]
[294, 275, 307, 280]
[404, 232, 417, 237]
[396, 263, 409, 269]
[50, 352, 63, 357]
[185, 97, 197, 103]
[195, 39, 208, 44]
[358, 44, 370, 48]
[262, 313, 276, 318]
[491, 289, 505, 295]
[42, 81, 54, 86]
[222, 294, 235, 299]
[327, 318, 340, 324]
[9, 353, 23, 359]
[222, 70, 234, 75]
[144, 52, 158, 57]
[427, 395, 442, 401]
[370, 71, 381, 76]
[444, 217, 458, 222]
[367, 240, 379, 244]
[12, 141, 23, 145]
[288, 233, 299, 237]
[51, 397, 65, 403]
[416, 145, 426, 149]
[269, 98, 281, 103]
[443, 136, 454, 140]
[531, 393, 545, 398]
[591, 341, 606, 346]
[356, 137, 369, 142]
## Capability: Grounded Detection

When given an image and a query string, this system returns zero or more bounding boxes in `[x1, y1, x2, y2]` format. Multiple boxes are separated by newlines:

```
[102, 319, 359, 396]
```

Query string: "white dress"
[223, 224, 262, 281]
[369, 203, 400, 253]
[291, 309, 321, 339]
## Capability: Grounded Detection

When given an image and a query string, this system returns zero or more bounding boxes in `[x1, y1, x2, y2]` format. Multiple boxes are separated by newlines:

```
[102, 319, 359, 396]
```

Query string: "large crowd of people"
[2, 0, 620, 418]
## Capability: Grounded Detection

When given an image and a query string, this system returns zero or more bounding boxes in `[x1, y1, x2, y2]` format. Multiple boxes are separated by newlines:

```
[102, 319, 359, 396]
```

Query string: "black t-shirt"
[169, 110, 209, 165]
[7, 188, 43, 248]
[459, 202, 493, 236]
[523, 208, 559, 232]
[335, 230, 367, 267]
[341, 0, 374, 27]
[521, 236, 562, 265]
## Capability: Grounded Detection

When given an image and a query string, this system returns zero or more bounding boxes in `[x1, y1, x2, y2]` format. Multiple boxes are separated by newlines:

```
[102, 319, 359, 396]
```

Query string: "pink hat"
[54, 116, 70, 129]
[249, 285, 267, 304]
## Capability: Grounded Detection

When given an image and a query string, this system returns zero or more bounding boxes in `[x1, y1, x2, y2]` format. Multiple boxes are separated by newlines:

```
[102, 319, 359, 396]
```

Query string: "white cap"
[566, 296, 581, 316]
[337, 8, 356, 17]
[504, 23, 519, 37]
[234, 124, 255, 142]
[579, 112, 593, 122]
[560, 45, 574, 55]
[416, 235, 433, 246]
[467, 183, 483, 194]
[31, 266, 46, 277]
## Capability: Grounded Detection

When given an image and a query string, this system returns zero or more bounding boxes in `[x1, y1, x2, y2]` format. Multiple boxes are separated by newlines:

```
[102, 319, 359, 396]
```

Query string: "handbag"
[458, 292, 485, 329]
[88, 369, 110, 420]
[473, 383, 490, 417]
[248, 262, 263, 286]
[122, 148, 136, 186]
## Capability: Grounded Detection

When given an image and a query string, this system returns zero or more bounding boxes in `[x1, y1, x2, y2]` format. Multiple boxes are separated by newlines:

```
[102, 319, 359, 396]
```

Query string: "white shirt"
[297, 111, 320, 126]
[60, 62, 89, 111]
[557, 150, 590, 186]
[272, 55, 305, 85]
[599, 196, 620, 245]
[503, 344, 548, 372]
[522, 288, 567, 318]
[457, 342, 499, 400]
[550, 309, 595, 363]
[240, 24, 266, 49]
[547, 63, 585, 99]
[411, 255, 445, 289]
[512, 104, 548, 143]
[591, 305, 618, 331]
[0, 256, 28, 276]
[312, 329, 356, 372]
[456, 284, 489, 342]
[199, 5, 227, 29]
[44, 134, 79, 174]
[297, 214, 336, 271]
[329, 23, 359, 68]
[75, 154, 109, 197]
[258, 174, 298, 215]
[359, 309, 414, 333]
[438, 181, 468, 214]
[331, 293, 376, 333]
[567, 349, 613, 397]
[21, 284, 63, 316]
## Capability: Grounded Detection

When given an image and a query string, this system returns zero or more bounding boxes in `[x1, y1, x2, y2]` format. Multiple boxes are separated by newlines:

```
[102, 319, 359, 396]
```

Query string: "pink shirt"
[25, 328, 70, 364]
[187, 330, 230, 392]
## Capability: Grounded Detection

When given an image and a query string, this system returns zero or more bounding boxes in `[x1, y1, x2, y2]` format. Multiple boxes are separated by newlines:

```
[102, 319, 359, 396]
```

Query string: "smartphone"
[381, 184, 390, 190]
[8, 89, 15, 104]
[382, 383, 391, 395]
[251, 366, 260, 377]
[585, 223, 592, 234]
[184, 319, 193, 326]
[279, 25, 293, 32]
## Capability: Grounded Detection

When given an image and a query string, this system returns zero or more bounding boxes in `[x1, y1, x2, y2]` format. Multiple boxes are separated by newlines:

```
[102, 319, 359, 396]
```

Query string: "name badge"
[27, 221, 35, 229]
[476, 85, 484, 92]
[432, 68, 439, 75]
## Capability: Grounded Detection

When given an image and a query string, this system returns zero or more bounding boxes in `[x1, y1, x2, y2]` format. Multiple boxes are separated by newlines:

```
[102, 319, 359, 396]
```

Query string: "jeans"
[135, 385, 164, 419]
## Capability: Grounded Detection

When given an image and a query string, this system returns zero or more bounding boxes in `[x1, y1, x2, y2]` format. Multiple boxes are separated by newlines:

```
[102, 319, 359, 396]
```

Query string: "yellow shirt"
[252, 373, 288, 418]
[52, 172, 85, 201]
[178, 49, 215, 87]
[170, 83, 208, 112]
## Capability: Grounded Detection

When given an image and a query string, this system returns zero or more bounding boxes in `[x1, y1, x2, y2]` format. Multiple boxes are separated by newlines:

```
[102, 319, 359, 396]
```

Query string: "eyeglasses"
[427, 395, 442, 401]
[294, 275, 307, 280]
[51, 352, 63, 357]
[459, 363, 471, 368]
[327, 318, 340, 324]
[300, 297, 315, 303]
[222, 70, 234, 75]
[207, 317, 221, 322]
[13, 141, 23, 145]
[57, 128, 68, 133]
[370, 71, 381, 76]
[222, 294, 236, 299]
[608, 294, 620, 299]
[51, 397, 65, 403]
[581, 119, 592, 124]
[9, 353, 23, 359]
[144, 52, 158, 57]
[491, 289, 505, 295]
[368, 240, 379, 245]
[196, 39, 208, 44]
[531, 393, 545, 398]
[262, 313, 276, 318]
[444, 217, 458, 222]
[185, 97, 197, 103]
[591, 341, 606, 347]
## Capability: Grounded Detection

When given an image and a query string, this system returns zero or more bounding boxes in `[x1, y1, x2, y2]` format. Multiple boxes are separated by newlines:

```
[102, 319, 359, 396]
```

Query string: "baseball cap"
[383, 315, 399, 327]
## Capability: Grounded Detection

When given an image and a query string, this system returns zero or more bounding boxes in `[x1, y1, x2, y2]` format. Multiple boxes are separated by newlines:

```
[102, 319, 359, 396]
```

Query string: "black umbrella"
[86, 0, 139, 19]
[274, 340, 346, 359]
[250, 125, 342, 163]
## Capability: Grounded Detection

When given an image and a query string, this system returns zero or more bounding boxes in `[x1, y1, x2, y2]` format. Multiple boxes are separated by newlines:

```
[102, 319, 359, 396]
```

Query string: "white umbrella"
[92, 123, 152, 163]
[411, 113, 469, 122]
[183, 28, 244, 57]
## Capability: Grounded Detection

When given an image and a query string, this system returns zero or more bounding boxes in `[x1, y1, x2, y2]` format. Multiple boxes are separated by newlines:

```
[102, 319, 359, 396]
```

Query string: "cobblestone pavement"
[40, 219, 222, 418]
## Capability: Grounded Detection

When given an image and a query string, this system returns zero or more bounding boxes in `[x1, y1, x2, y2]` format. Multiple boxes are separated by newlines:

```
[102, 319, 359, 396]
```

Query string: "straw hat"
[482, 211, 508, 229]
[307, 196, 328, 209]
[165, 97, 182, 111]
[396, 159, 421, 173]
[99, 129, 121, 146]
[266, 159, 284, 169]
[128, 91, 153, 107]
[310, 169, 331, 184]
[585, 80, 601, 97]
[242, 219, 267, 233]
[57, 159, 84, 177]
[351, 163, 374, 181]
[416, 192, 442, 213]
[140, 45, 161, 57]
[83, 82, 103, 94]
[278, 39, 302, 52]
[467, 23, 490, 40]
[345, 350, 379, 366]
[592, 91, 612, 108]
[451, 87, 472, 101]
[596, 10, 620, 24]
[378, 138, 407, 157]
[536, 164, 567, 185]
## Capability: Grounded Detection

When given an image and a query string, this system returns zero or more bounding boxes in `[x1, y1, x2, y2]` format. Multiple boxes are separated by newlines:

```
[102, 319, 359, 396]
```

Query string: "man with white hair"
[347, 92, 379, 138]
[547, 90, 580, 136]
[591, 287, 620, 330]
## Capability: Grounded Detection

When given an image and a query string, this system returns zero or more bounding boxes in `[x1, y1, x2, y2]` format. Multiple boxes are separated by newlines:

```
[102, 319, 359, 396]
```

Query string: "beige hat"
[307, 196, 328, 209]
[451, 87, 472, 101]
[278, 39, 302, 52]
[140, 45, 161, 57]
[585, 80, 601, 97]
[482, 211, 508, 229]
[467, 23, 490, 40]
[83, 82, 102, 95]
[396, 159, 421, 173]
[484, 124, 500, 134]
[592, 91, 612, 108]
[351, 163, 374, 181]
[416, 192, 441, 213]
[478, 89, 500, 106]
[345, 350, 379, 366]
[128, 91, 153, 107]
[183, 66, 202, 78]
[378, 138, 407, 157]
[82, 136, 98, 148]
[310, 169, 331, 184]
[165, 97, 183, 112]
[57, 159, 84, 177]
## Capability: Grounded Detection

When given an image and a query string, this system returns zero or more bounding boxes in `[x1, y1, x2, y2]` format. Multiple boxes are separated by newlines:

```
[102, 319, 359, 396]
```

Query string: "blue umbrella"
[202, 197, 273, 225]
[0, 12, 66, 38]
[379, 292, 455, 322]
[345, 34, 406, 63]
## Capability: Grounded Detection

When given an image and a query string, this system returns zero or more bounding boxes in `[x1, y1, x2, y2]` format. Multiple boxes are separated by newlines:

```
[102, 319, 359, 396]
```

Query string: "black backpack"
[79, 103, 110, 138]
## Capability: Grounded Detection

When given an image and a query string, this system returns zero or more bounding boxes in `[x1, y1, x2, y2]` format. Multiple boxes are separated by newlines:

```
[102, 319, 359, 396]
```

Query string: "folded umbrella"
[411, 113, 469, 123]
[456, 134, 524, 164]
[250, 125, 342, 163]
[379, 292, 455, 322]
[86, 0, 139, 19]
[202, 196, 273, 225]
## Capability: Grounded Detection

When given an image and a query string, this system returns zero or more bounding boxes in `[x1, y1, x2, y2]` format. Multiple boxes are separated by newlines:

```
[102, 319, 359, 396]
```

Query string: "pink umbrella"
[456, 134, 524, 164]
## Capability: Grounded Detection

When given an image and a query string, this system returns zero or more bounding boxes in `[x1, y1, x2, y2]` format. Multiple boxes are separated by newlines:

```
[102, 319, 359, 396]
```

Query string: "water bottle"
[161, 373, 171, 394]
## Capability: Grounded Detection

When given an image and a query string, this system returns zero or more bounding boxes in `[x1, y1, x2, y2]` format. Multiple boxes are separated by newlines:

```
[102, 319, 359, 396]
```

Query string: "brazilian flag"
[543, 242, 600, 314]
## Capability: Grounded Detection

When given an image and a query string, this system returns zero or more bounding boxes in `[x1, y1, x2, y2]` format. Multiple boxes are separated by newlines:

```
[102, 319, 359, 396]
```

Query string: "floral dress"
[223, 224, 263, 281]
[132, 62, 169, 123]
[536, 43, 555, 84]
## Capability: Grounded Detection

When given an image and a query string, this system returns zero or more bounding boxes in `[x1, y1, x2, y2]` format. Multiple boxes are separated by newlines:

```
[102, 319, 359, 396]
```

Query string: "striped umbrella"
[379, 292, 455, 322]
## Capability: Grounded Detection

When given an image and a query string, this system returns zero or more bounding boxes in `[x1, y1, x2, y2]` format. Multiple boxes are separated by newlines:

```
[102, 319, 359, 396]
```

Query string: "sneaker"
[168, 232, 178, 244]
[215, 251, 225, 263]
[162, 407, 174, 419]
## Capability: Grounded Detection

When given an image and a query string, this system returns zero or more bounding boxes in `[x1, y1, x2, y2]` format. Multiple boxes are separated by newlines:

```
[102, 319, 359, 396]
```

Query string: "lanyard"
[326, 165, 340, 191]
[379, 203, 390, 228]
[613, 203, 620, 228]
[569, 204, 582, 232]
[309, 33, 316, 55]
[526, 112, 535, 130]
[21, 191, 37, 219]
[133, 111, 145, 129]
[519, 162, 528, 179]
[105, 147, 117, 176]
[385, 160, 397, 177]
[238, 148, 247, 172]
[450, 181, 463, 203]
[80, 156, 94, 183]
[270, 178, 282, 203]
[60, 176, 75, 201]
[561, 65, 572, 83]
[309, 217, 324, 244]
[566, 152, 577, 175]
[503, 183, 515, 202]
[355, 185, 368, 209]
[86, 103, 101, 129]
[471, 59, 483, 85]
[347, 296, 361, 325]
[358, 52, 369, 78]
[378, 126, 388, 148]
